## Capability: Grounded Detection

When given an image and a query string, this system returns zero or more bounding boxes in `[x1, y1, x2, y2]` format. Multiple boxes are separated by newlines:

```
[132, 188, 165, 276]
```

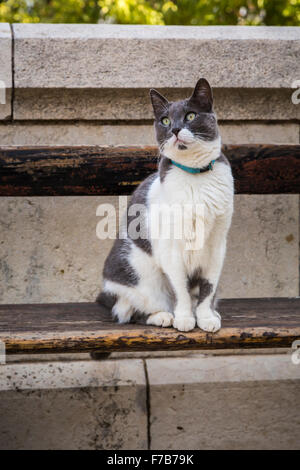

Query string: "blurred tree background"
[0, 0, 299, 26]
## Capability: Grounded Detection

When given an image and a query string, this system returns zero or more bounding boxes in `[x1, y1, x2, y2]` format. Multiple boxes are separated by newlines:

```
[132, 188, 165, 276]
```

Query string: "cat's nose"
[172, 128, 181, 136]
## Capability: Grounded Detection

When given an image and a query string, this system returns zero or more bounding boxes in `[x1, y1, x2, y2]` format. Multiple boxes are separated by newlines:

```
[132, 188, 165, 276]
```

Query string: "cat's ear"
[189, 78, 213, 112]
[150, 89, 169, 118]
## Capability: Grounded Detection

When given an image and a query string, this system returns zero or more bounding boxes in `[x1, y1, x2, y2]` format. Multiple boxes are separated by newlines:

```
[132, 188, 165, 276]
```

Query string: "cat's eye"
[161, 117, 171, 126]
[186, 112, 196, 122]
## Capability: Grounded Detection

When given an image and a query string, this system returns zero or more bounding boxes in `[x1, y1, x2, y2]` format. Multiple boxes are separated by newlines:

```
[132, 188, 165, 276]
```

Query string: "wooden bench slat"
[0, 298, 299, 354]
[0, 144, 299, 196]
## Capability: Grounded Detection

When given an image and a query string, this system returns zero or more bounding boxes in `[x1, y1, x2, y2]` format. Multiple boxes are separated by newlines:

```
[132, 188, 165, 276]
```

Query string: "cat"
[97, 78, 234, 332]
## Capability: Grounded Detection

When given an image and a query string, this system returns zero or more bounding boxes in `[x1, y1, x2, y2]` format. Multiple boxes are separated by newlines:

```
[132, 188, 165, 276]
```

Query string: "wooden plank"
[0, 144, 299, 196]
[0, 298, 299, 354]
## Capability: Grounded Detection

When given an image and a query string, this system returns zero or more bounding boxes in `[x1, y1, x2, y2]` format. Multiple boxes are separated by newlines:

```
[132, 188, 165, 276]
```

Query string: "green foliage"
[0, 1, 101, 23]
[0, 0, 299, 25]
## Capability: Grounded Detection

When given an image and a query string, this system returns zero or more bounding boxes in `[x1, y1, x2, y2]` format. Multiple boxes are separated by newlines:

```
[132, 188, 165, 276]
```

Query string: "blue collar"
[170, 159, 216, 174]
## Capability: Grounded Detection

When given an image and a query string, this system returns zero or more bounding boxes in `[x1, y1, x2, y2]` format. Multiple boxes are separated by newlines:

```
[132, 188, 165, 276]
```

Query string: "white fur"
[146, 311, 174, 327]
[103, 132, 234, 332]
[163, 129, 222, 168]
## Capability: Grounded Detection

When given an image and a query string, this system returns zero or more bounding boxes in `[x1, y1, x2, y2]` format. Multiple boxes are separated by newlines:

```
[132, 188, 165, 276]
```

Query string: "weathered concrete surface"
[221, 122, 300, 144]
[13, 88, 300, 121]
[0, 359, 147, 450]
[0, 122, 157, 146]
[0, 196, 116, 303]
[220, 194, 299, 298]
[0, 23, 12, 120]
[12, 25, 300, 120]
[147, 354, 300, 450]
[1, 354, 299, 450]
[13, 25, 300, 89]
[0, 358, 146, 390]
[0, 122, 298, 146]
[0, 194, 298, 303]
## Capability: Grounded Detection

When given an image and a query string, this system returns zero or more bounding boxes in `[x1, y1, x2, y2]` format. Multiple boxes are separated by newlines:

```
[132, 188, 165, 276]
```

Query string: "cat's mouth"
[174, 137, 187, 146]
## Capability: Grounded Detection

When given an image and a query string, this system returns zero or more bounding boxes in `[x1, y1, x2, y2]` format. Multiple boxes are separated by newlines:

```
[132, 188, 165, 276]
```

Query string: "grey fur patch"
[159, 156, 172, 183]
[96, 291, 117, 311]
[127, 172, 157, 255]
[103, 238, 139, 286]
[188, 268, 213, 306]
[198, 278, 213, 305]
[216, 152, 230, 166]
[98, 173, 156, 294]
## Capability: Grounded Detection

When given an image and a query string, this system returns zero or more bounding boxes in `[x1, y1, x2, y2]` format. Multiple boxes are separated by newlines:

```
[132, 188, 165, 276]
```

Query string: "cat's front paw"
[173, 316, 196, 332]
[197, 310, 221, 333]
[146, 311, 174, 327]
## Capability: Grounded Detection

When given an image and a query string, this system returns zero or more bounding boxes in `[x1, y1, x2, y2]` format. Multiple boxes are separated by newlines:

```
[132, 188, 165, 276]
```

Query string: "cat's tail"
[96, 291, 117, 310]
[96, 289, 137, 324]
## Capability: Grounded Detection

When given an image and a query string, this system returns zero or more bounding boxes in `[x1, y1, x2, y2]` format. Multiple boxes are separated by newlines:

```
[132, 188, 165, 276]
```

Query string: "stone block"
[13, 25, 300, 89]
[220, 122, 300, 144]
[0, 196, 116, 303]
[13, 88, 300, 121]
[220, 194, 299, 298]
[147, 354, 300, 449]
[0, 359, 147, 450]
[0, 122, 157, 146]
[0, 122, 298, 146]
[12, 24, 300, 121]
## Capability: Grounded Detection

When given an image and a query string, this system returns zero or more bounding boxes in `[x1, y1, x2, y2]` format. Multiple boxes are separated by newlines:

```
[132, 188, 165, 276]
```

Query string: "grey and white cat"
[97, 78, 234, 332]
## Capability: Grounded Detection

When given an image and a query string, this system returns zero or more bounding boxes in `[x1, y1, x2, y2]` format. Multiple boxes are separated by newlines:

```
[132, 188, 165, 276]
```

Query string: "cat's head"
[150, 78, 220, 166]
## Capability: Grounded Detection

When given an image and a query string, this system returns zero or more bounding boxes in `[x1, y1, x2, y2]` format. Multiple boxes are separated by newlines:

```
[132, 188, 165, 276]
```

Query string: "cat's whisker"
[194, 132, 211, 140]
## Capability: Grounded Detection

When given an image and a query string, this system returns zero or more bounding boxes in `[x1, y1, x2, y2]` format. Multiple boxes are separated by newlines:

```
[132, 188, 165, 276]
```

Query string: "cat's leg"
[126, 244, 174, 326]
[160, 250, 195, 332]
[196, 286, 221, 333]
[196, 217, 230, 333]
[172, 273, 195, 332]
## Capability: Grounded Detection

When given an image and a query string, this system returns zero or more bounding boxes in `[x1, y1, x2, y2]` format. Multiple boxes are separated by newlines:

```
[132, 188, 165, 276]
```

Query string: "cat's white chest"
[159, 163, 233, 218]
[148, 162, 233, 274]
